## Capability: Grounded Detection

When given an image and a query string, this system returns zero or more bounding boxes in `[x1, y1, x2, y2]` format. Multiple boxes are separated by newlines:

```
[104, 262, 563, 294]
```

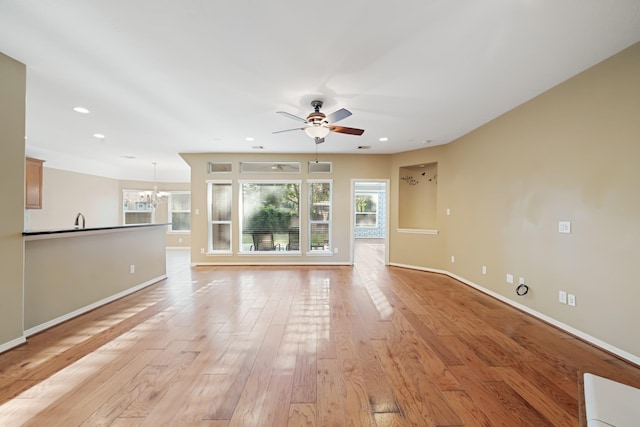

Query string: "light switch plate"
[506, 273, 514, 284]
[568, 294, 576, 307]
[559, 290, 567, 304]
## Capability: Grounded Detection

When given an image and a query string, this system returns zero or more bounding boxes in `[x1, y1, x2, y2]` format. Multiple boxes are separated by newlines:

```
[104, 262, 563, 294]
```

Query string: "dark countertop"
[23, 223, 170, 236]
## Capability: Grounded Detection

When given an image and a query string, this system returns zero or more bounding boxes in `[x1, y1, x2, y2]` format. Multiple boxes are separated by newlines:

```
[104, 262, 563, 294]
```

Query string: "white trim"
[0, 336, 26, 354]
[396, 228, 439, 235]
[191, 261, 351, 267]
[24, 275, 166, 337]
[389, 262, 640, 367]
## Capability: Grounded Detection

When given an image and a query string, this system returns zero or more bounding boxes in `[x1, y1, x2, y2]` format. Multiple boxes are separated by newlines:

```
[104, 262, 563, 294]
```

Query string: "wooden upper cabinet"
[25, 157, 45, 209]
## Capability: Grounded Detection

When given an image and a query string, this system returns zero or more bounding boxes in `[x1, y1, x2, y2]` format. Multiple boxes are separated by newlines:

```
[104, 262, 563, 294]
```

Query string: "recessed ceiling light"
[379, 137, 388, 142]
[93, 133, 105, 139]
[245, 137, 255, 141]
[73, 106, 90, 114]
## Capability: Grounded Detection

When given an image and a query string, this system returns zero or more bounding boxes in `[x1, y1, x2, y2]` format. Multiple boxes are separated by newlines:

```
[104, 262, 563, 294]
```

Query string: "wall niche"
[399, 162, 438, 230]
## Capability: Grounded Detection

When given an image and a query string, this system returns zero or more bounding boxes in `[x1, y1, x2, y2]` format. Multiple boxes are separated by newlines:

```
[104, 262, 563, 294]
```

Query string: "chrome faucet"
[74, 212, 85, 229]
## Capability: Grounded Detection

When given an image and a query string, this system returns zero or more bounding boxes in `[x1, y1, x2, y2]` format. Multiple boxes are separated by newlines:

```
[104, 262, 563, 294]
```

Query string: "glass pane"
[355, 194, 377, 213]
[310, 182, 331, 221]
[356, 213, 377, 227]
[242, 182, 300, 251]
[125, 212, 152, 224]
[211, 223, 231, 251]
[310, 223, 329, 251]
[211, 184, 232, 221]
[171, 212, 191, 231]
[171, 193, 191, 210]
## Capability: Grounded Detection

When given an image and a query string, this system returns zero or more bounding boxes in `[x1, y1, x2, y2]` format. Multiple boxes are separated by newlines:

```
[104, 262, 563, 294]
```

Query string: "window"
[122, 189, 155, 225]
[207, 181, 232, 252]
[355, 193, 378, 227]
[240, 181, 300, 252]
[168, 192, 191, 232]
[309, 180, 331, 251]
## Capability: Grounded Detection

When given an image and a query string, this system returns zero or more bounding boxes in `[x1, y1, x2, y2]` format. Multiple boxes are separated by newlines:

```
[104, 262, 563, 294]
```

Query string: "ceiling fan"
[273, 100, 365, 144]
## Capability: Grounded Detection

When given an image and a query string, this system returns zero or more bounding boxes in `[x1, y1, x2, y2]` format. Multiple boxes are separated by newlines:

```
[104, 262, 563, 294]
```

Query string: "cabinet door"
[25, 157, 44, 209]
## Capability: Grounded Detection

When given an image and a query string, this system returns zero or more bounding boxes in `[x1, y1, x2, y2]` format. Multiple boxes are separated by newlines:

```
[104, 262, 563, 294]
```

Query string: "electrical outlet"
[559, 221, 571, 234]
[451, 255, 455, 263]
[506, 273, 514, 284]
[482, 266, 487, 275]
[446, 208, 451, 216]
[559, 290, 567, 304]
[129, 264, 135, 274]
[195, 208, 200, 215]
[200, 248, 205, 254]
[568, 294, 576, 307]
[334, 247, 339, 254]
[519, 277, 525, 286]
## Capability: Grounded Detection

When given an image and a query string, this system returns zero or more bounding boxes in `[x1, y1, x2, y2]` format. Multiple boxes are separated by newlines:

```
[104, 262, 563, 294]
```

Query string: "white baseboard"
[390, 262, 640, 367]
[191, 261, 352, 267]
[0, 335, 26, 354]
[24, 275, 167, 337]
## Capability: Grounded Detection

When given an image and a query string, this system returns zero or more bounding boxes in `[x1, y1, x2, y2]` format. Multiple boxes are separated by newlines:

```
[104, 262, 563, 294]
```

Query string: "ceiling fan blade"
[328, 126, 365, 136]
[276, 111, 307, 123]
[272, 127, 305, 134]
[314, 137, 325, 144]
[325, 108, 351, 124]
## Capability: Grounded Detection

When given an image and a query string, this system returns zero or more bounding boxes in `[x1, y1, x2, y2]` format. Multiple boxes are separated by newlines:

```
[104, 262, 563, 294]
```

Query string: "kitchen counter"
[23, 223, 168, 335]
[23, 223, 169, 239]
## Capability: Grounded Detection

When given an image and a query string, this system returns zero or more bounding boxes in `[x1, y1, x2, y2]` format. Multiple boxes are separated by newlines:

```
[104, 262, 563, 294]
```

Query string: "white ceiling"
[1, 1, 639, 182]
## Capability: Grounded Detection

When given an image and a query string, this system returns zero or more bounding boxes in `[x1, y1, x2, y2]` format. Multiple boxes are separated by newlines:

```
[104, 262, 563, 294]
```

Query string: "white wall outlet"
[446, 208, 451, 216]
[129, 264, 135, 274]
[200, 248, 205, 254]
[568, 294, 576, 307]
[506, 273, 514, 284]
[559, 290, 567, 304]
[558, 221, 571, 234]
[482, 266, 487, 275]
[178, 238, 183, 243]
[519, 277, 525, 286]
[334, 247, 339, 254]
[451, 255, 455, 263]
[195, 208, 200, 215]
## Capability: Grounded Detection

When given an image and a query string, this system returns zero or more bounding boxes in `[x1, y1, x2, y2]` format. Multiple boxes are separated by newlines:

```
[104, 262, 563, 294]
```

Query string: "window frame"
[167, 191, 191, 233]
[122, 189, 155, 225]
[308, 179, 332, 254]
[238, 179, 301, 254]
[355, 191, 378, 228]
[207, 180, 233, 254]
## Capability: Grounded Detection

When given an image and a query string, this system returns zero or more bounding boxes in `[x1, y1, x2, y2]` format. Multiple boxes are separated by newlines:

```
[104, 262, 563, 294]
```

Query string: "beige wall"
[391, 145, 449, 269]
[26, 167, 120, 230]
[180, 153, 391, 264]
[0, 52, 26, 350]
[391, 42, 640, 359]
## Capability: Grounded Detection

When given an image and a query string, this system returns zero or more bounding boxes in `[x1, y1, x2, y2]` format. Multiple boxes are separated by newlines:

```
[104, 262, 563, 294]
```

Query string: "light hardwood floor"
[1, 240, 639, 426]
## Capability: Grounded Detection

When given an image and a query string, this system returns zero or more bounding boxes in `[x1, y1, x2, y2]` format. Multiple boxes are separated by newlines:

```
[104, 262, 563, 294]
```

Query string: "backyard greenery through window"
[240, 181, 300, 252]
[309, 180, 331, 251]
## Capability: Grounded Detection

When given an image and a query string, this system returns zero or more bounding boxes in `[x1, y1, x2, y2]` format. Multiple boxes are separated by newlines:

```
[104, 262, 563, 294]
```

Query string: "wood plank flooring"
[1, 240, 640, 426]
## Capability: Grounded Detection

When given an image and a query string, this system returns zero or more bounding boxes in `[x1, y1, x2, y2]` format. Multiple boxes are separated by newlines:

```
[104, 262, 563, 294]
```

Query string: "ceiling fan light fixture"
[304, 125, 330, 139]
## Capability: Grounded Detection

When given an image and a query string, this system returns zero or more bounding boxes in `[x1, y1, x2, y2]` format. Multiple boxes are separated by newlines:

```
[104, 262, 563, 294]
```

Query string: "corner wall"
[391, 42, 640, 361]
[0, 52, 26, 350]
